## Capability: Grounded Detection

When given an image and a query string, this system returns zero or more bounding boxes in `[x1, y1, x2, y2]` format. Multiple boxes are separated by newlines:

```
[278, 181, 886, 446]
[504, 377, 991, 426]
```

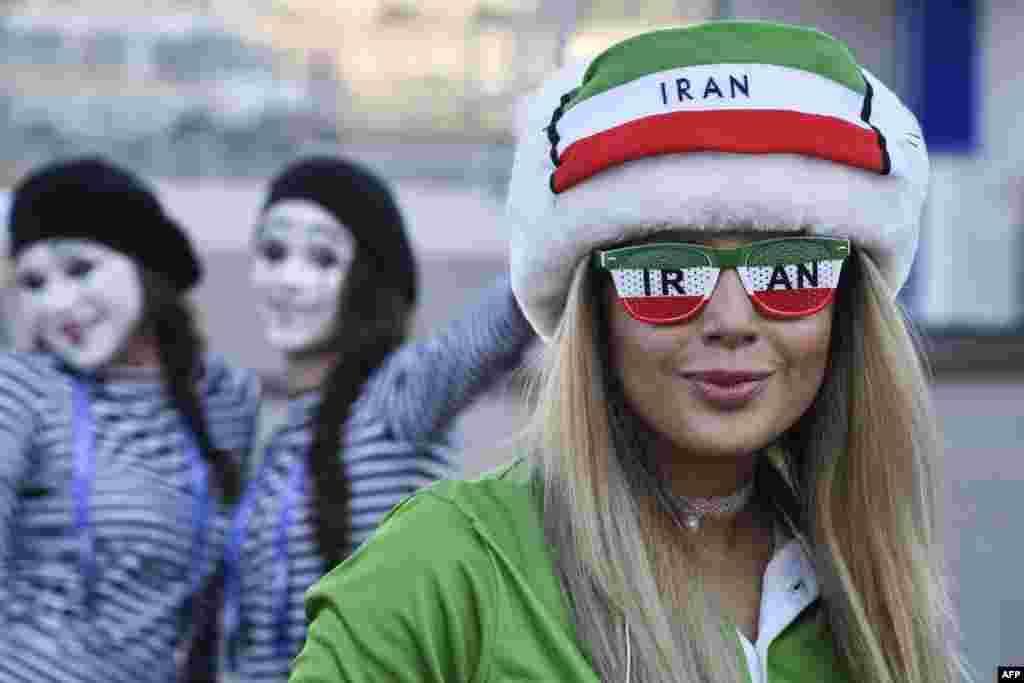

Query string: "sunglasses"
[592, 237, 851, 324]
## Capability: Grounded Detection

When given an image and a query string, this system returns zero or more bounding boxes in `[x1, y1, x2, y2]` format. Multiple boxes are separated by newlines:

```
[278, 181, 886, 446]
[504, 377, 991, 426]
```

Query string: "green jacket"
[291, 460, 850, 682]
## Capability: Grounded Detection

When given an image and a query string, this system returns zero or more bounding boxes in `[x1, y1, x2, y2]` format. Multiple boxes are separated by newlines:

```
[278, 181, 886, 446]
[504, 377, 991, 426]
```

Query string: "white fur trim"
[507, 60, 929, 341]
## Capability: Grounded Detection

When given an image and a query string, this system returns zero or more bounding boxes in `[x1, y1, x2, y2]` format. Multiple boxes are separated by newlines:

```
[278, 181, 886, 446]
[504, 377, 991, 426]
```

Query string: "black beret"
[265, 157, 417, 305]
[8, 156, 202, 292]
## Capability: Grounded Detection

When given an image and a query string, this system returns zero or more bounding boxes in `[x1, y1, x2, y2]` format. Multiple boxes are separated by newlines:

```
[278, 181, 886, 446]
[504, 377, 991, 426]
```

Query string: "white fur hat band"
[506, 21, 929, 341]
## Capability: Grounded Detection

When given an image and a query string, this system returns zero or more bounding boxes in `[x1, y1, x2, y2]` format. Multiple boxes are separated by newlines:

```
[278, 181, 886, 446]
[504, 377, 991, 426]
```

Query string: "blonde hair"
[518, 248, 970, 682]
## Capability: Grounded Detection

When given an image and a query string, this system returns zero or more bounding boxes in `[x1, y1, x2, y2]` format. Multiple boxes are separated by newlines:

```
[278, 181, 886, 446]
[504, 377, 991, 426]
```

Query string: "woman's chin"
[270, 331, 330, 355]
[668, 411, 782, 460]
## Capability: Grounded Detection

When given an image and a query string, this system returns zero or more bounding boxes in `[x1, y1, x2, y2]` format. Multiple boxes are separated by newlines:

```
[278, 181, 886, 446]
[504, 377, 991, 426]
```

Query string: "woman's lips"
[61, 321, 88, 346]
[681, 370, 774, 409]
[268, 301, 327, 315]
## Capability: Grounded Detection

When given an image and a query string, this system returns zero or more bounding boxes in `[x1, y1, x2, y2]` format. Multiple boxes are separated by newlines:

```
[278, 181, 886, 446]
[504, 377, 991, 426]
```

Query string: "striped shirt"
[0, 351, 260, 683]
[230, 276, 534, 681]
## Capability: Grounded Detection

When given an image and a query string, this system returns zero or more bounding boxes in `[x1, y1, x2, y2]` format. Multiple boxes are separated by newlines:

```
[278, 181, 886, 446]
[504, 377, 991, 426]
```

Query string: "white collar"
[621, 525, 821, 683]
[753, 527, 820, 648]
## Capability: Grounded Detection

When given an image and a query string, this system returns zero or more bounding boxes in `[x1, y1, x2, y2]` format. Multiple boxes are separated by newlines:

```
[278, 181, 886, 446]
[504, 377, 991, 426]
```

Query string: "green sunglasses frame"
[593, 236, 851, 270]
[591, 236, 852, 323]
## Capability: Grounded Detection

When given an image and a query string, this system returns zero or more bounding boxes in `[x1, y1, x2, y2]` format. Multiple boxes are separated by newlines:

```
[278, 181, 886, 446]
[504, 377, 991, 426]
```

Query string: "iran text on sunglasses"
[593, 237, 851, 324]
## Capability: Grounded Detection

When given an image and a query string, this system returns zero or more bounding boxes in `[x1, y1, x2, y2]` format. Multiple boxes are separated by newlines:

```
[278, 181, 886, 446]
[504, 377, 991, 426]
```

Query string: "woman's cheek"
[773, 311, 833, 402]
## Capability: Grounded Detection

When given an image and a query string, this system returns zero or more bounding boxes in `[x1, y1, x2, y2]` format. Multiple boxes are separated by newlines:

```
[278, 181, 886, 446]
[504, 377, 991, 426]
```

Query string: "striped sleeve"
[0, 353, 47, 588]
[202, 353, 262, 458]
[346, 439, 458, 548]
[362, 273, 534, 444]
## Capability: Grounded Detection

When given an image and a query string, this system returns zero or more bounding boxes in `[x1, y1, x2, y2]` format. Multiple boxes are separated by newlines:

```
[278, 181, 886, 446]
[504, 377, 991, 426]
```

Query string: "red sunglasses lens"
[610, 267, 716, 324]
[740, 257, 845, 317]
[620, 294, 706, 323]
[751, 287, 837, 317]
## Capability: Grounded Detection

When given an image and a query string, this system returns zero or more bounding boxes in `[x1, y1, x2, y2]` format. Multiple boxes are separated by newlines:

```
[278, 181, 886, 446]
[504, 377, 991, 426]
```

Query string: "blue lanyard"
[274, 457, 306, 658]
[70, 378, 211, 607]
[224, 448, 274, 670]
[225, 453, 305, 669]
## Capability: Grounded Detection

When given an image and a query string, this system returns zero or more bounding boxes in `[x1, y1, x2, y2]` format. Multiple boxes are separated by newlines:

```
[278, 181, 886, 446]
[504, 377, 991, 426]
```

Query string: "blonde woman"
[289, 21, 969, 683]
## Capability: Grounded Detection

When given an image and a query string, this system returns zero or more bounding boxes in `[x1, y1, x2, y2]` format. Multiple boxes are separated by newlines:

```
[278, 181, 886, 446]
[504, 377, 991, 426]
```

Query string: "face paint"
[249, 199, 355, 354]
[14, 240, 144, 371]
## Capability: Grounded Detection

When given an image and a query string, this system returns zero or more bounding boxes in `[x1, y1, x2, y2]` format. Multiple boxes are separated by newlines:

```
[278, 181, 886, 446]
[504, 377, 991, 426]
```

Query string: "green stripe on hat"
[568, 21, 866, 111]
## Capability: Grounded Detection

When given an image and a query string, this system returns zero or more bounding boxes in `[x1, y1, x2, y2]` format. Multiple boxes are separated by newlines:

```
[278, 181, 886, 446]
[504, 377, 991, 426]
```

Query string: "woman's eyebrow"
[307, 223, 351, 245]
[255, 218, 292, 240]
[626, 232, 716, 246]
[640, 228, 807, 243]
[52, 248, 98, 266]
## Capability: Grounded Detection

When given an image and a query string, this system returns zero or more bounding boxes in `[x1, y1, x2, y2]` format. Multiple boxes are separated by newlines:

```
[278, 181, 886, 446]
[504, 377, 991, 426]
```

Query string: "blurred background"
[0, 0, 1020, 676]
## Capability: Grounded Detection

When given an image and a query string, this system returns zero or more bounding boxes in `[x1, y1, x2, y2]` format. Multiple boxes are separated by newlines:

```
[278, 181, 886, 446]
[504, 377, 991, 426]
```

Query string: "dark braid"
[135, 270, 244, 683]
[141, 270, 241, 506]
[307, 256, 411, 570]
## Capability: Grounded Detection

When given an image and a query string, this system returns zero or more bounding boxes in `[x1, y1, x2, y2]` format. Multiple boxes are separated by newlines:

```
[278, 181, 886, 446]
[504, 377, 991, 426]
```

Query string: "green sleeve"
[289, 491, 496, 683]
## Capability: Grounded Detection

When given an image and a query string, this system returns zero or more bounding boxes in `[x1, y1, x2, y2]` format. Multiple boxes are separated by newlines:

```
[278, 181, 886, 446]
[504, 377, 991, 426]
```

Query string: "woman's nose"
[277, 257, 315, 289]
[698, 269, 758, 347]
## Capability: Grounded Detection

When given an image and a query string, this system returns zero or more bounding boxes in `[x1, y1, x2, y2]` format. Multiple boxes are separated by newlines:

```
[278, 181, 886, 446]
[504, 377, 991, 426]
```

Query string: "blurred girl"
[223, 157, 534, 680]
[0, 157, 258, 682]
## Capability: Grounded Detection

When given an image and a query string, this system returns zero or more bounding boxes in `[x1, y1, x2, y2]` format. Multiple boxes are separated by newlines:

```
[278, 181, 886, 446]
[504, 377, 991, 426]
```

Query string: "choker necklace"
[670, 480, 756, 531]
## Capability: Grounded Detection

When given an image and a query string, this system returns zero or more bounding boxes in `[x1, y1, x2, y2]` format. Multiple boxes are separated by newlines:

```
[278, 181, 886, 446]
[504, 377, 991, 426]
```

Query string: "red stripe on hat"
[552, 109, 885, 194]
